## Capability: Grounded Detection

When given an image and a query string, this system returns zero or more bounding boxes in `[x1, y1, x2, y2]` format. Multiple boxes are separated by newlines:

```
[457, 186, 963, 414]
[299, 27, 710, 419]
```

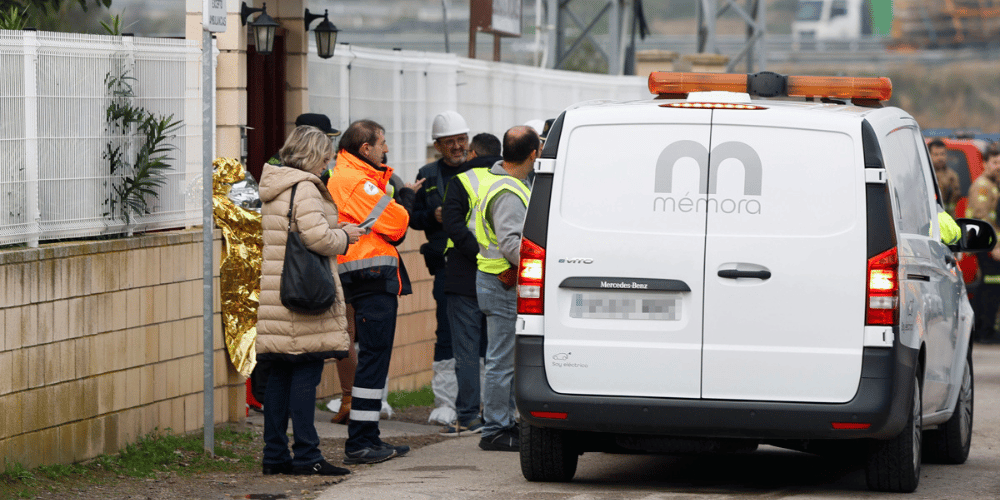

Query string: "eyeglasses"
[437, 136, 468, 148]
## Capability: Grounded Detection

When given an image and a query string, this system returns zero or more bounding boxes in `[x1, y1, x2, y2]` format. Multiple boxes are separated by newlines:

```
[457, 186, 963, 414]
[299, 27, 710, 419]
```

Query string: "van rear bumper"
[515, 335, 917, 440]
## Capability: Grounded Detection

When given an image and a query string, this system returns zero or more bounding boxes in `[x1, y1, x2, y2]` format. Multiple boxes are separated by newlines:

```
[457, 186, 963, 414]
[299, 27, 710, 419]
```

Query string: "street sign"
[203, 0, 228, 33]
[471, 0, 522, 37]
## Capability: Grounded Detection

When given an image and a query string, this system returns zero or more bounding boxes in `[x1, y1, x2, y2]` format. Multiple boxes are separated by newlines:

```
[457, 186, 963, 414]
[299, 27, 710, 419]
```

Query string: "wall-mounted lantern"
[305, 9, 339, 59]
[240, 2, 280, 56]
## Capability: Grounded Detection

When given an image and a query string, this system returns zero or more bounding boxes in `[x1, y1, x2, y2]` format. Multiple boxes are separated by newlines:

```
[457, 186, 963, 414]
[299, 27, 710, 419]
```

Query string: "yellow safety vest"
[474, 173, 530, 274]
[444, 168, 490, 253]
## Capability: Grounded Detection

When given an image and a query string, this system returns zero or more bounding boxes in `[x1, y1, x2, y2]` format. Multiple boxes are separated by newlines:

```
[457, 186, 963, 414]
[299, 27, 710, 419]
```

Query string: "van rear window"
[558, 124, 858, 238]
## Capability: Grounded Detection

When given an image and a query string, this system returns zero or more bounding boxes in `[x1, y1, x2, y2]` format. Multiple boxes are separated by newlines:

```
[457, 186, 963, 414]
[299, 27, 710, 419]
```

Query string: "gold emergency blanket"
[212, 158, 261, 378]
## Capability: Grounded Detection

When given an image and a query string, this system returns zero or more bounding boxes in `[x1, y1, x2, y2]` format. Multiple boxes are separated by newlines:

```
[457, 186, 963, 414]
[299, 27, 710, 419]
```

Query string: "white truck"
[791, 0, 873, 42]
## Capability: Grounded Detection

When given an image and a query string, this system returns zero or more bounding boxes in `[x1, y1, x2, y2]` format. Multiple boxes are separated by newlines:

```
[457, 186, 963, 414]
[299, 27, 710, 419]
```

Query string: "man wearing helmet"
[412, 111, 473, 424]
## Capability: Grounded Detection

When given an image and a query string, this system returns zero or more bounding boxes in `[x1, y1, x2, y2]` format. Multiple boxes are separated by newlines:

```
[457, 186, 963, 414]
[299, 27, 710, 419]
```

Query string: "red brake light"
[529, 411, 567, 420]
[866, 247, 898, 326]
[832, 422, 871, 430]
[517, 237, 545, 315]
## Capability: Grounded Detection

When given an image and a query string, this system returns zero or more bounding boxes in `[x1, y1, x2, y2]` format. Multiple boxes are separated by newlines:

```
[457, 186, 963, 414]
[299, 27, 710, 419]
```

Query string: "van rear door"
[699, 110, 867, 403]
[542, 107, 712, 398]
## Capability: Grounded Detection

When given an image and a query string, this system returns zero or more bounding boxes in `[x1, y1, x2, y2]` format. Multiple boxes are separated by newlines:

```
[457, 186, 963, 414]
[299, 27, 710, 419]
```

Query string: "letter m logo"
[654, 140, 763, 196]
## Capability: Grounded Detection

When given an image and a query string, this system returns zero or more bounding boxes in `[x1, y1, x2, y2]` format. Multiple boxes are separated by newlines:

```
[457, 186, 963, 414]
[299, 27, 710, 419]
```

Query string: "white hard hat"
[524, 119, 545, 135]
[431, 111, 470, 140]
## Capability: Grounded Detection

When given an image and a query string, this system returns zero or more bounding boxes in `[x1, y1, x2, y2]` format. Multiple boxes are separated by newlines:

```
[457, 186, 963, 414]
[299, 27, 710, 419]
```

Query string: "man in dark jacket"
[411, 111, 472, 423]
[437, 133, 502, 434]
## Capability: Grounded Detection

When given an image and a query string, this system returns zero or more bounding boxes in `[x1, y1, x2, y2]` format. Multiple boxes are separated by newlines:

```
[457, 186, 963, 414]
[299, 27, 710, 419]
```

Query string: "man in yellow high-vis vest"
[438, 133, 502, 436]
[474, 126, 539, 451]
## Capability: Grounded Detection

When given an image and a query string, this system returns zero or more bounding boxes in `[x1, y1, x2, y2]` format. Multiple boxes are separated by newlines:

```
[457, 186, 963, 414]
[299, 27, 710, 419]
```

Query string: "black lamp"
[241, 2, 280, 56]
[305, 8, 339, 59]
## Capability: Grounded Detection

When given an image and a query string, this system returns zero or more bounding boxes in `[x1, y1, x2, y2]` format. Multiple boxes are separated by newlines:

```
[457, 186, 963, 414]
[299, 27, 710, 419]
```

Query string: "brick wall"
[0, 227, 439, 470]
[0, 229, 239, 470]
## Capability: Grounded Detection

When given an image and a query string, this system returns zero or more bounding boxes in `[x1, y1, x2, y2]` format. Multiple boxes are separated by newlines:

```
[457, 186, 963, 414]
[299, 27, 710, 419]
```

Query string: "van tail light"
[517, 237, 545, 315]
[866, 247, 899, 325]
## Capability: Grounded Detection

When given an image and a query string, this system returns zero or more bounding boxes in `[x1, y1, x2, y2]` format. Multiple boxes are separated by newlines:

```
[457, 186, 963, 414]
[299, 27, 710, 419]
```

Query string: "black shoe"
[479, 427, 519, 452]
[343, 446, 397, 465]
[292, 459, 351, 476]
[376, 442, 410, 457]
[262, 462, 292, 475]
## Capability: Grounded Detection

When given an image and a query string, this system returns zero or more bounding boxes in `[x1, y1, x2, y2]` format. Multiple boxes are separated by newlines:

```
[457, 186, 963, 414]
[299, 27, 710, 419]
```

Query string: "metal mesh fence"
[0, 30, 200, 246]
[309, 45, 648, 183]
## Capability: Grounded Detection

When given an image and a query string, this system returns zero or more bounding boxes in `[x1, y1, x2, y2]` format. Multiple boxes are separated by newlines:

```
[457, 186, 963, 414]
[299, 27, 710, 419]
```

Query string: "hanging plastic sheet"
[212, 158, 262, 378]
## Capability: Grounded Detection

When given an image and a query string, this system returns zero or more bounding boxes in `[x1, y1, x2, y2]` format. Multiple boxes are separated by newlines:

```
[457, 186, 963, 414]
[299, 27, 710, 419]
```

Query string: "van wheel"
[520, 423, 578, 482]
[865, 373, 921, 493]
[924, 356, 973, 464]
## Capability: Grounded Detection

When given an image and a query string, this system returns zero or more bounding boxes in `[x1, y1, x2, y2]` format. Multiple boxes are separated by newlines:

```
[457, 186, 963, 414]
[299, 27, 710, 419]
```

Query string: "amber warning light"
[648, 71, 892, 102]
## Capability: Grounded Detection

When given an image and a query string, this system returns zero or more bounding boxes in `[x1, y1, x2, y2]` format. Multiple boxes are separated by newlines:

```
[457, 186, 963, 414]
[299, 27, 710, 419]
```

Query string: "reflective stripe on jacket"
[444, 167, 490, 252]
[475, 172, 530, 274]
[327, 150, 411, 296]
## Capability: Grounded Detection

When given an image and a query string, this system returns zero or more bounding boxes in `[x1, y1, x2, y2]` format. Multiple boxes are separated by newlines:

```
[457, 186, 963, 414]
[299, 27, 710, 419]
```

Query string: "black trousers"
[345, 292, 398, 453]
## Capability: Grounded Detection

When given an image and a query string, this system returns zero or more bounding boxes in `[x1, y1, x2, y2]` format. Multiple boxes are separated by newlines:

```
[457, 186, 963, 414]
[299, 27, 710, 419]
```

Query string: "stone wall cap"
[636, 49, 679, 61]
[0, 228, 208, 264]
[680, 53, 731, 64]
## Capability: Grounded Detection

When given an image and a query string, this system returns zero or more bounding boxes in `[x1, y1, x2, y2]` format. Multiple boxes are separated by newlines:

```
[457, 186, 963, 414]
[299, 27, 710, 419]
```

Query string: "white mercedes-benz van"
[513, 72, 996, 493]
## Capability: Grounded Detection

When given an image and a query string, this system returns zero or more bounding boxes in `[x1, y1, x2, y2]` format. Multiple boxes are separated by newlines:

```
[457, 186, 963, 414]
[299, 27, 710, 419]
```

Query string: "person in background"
[438, 133, 503, 436]
[253, 112, 357, 423]
[327, 119, 418, 464]
[411, 111, 473, 425]
[474, 126, 539, 451]
[267, 113, 340, 168]
[928, 139, 961, 216]
[968, 146, 1000, 344]
[256, 125, 365, 476]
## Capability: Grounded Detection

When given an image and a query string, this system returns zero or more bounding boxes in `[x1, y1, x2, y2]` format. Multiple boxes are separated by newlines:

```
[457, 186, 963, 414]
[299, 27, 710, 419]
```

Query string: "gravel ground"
[29, 406, 443, 500]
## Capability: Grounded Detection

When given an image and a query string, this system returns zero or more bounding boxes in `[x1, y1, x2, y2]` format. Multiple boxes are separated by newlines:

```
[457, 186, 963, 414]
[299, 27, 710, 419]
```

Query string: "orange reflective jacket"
[327, 151, 411, 296]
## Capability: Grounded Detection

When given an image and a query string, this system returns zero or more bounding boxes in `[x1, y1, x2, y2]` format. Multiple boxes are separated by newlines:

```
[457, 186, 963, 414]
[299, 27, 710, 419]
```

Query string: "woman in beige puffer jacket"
[256, 125, 366, 476]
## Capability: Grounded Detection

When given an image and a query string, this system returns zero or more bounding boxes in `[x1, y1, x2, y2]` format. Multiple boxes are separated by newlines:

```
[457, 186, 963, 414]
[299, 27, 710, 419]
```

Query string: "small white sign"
[203, 0, 228, 32]
[491, 0, 521, 36]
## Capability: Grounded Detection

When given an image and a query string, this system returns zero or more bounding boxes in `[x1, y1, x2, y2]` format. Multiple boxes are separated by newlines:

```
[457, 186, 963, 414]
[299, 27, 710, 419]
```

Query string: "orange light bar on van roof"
[648, 72, 747, 95]
[787, 75, 893, 101]
[648, 71, 893, 102]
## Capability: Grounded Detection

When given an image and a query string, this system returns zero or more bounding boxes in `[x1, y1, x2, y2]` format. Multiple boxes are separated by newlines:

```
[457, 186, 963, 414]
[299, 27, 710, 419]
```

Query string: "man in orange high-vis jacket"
[327, 119, 417, 465]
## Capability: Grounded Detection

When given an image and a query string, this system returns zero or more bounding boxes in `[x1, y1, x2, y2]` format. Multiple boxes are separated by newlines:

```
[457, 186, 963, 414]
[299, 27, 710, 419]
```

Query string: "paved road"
[317, 345, 1000, 499]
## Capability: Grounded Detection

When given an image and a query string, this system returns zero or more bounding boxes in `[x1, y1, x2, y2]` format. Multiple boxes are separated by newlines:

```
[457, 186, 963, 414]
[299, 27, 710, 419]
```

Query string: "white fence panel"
[0, 30, 200, 246]
[309, 45, 648, 183]
[0, 31, 35, 246]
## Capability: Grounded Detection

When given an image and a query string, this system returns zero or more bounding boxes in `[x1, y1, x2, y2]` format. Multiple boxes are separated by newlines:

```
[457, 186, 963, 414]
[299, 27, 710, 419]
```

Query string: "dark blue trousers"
[262, 359, 324, 467]
[448, 293, 488, 423]
[346, 292, 398, 453]
[433, 271, 453, 361]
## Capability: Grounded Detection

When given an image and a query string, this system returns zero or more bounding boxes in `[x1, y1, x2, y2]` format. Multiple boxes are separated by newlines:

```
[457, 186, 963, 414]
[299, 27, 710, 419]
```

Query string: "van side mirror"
[954, 218, 997, 252]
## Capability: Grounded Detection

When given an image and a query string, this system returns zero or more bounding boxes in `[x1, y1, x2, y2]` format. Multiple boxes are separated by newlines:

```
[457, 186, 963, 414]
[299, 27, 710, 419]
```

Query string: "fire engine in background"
[927, 135, 989, 292]
[793, 0, 1000, 48]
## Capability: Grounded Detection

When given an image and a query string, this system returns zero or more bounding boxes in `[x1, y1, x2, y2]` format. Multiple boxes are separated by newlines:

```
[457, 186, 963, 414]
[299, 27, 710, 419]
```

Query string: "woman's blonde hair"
[279, 125, 334, 171]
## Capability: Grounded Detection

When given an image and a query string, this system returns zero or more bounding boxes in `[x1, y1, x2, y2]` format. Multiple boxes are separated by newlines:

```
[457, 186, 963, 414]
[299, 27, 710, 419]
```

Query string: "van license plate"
[570, 293, 680, 320]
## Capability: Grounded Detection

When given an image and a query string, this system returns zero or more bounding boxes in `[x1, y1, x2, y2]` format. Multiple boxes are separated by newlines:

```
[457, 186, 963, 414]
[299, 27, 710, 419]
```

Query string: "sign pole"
[201, 26, 215, 457]
[202, 0, 227, 457]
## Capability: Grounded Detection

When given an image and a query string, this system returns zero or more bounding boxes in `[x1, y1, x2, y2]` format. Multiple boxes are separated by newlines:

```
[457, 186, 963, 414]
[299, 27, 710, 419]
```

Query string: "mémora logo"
[652, 140, 762, 215]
